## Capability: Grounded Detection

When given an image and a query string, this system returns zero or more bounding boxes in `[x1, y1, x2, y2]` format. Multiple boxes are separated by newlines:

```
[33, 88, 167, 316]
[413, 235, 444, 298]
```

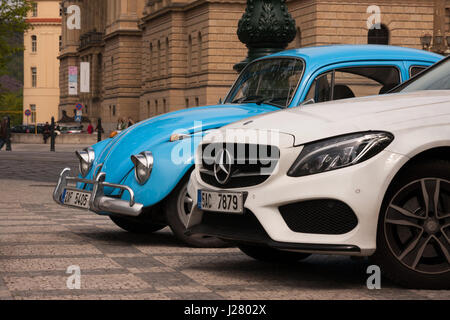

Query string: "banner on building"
[80, 62, 90, 93]
[68, 66, 78, 95]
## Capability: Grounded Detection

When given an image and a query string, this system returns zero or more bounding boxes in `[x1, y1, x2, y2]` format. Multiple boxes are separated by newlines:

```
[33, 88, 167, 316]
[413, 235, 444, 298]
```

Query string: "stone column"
[432, 0, 447, 54]
[234, 0, 297, 72]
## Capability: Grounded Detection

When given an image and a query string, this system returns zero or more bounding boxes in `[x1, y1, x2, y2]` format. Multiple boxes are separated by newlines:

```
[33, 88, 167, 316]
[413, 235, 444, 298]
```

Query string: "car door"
[297, 62, 404, 105]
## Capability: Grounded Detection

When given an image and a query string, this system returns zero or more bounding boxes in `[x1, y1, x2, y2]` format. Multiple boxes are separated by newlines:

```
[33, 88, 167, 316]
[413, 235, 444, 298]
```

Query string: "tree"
[0, 0, 32, 77]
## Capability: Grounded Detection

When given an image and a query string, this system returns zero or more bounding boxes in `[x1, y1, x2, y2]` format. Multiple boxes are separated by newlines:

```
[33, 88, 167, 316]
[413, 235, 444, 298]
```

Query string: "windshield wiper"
[232, 95, 264, 104]
[232, 95, 287, 108]
[254, 97, 288, 109]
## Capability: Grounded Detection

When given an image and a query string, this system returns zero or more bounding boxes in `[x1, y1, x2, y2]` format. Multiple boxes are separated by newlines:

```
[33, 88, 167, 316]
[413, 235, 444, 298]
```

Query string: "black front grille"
[200, 143, 279, 188]
[279, 200, 358, 235]
[200, 209, 270, 243]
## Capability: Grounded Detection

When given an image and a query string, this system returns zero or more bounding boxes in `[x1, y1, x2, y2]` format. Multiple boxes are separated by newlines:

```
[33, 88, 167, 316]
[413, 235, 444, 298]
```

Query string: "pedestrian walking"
[87, 122, 94, 134]
[0, 117, 8, 150]
[117, 118, 126, 131]
[127, 117, 135, 128]
[43, 122, 50, 144]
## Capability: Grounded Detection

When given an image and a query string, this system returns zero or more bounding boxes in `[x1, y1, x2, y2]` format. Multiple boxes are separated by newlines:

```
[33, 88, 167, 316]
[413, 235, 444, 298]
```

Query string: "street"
[0, 145, 448, 300]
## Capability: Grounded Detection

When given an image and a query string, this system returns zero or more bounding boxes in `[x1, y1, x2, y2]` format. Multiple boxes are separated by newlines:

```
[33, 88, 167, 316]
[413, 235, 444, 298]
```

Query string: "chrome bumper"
[53, 168, 143, 217]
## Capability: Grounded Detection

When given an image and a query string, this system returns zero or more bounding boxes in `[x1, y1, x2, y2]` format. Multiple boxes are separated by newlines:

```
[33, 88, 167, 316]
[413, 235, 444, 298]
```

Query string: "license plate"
[62, 189, 91, 209]
[198, 190, 244, 214]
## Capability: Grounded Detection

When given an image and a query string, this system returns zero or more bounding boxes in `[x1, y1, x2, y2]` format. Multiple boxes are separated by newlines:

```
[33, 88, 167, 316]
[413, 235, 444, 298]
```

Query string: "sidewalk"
[1, 143, 90, 153]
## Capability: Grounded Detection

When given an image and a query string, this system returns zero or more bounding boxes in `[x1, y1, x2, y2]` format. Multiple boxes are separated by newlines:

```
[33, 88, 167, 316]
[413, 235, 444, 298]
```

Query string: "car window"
[397, 57, 450, 92]
[410, 66, 427, 78]
[305, 72, 333, 103]
[304, 66, 401, 103]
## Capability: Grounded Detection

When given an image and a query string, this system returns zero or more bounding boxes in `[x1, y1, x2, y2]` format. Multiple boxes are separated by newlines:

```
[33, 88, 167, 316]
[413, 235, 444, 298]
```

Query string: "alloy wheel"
[384, 178, 450, 274]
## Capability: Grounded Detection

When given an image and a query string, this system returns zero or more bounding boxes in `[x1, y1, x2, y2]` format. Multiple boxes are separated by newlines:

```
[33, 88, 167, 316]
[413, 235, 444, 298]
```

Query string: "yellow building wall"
[23, 0, 61, 124]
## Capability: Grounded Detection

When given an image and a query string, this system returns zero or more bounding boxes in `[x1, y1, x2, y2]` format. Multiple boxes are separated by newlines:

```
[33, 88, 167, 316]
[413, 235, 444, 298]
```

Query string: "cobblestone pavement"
[0, 147, 449, 300]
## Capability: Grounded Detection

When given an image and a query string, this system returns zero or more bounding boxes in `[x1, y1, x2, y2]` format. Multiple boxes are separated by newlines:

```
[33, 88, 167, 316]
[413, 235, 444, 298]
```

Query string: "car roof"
[264, 44, 442, 65]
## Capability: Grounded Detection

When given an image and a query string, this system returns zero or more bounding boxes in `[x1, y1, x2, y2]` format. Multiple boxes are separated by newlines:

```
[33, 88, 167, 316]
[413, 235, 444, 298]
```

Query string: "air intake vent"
[279, 200, 358, 235]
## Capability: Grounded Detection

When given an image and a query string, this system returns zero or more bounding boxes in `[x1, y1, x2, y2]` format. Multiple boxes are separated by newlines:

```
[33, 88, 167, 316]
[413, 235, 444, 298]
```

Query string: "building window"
[30, 104, 36, 123]
[157, 40, 161, 76]
[198, 33, 202, 72]
[32, 3, 38, 17]
[185, 98, 189, 108]
[31, 35, 37, 52]
[59, 36, 62, 51]
[296, 27, 302, 48]
[187, 35, 192, 73]
[149, 42, 153, 76]
[165, 37, 169, 75]
[112, 105, 116, 116]
[195, 97, 199, 107]
[155, 100, 158, 114]
[31, 67, 37, 87]
[368, 24, 389, 45]
[163, 98, 167, 113]
[147, 101, 150, 117]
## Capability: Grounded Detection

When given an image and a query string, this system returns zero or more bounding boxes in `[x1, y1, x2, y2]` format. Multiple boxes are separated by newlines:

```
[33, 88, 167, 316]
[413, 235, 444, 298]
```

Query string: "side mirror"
[300, 98, 315, 106]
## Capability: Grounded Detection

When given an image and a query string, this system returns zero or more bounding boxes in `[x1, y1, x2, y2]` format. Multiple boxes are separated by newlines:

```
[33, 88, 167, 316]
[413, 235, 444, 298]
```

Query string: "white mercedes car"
[186, 57, 450, 289]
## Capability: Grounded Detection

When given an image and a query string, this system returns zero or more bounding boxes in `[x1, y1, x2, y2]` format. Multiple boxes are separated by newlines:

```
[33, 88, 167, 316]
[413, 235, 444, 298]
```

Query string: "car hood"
[225, 90, 450, 146]
[97, 103, 278, 183]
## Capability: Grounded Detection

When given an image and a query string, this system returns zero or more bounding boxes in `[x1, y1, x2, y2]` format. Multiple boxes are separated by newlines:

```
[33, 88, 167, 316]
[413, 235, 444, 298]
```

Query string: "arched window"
[157, 40, 161, 76]
[296, 27, 302, 48]
[31, 35, 37, 52]
[198, 32, 202, 72]
[165, 37, 169, 75]
[368, 24, 389, 45]
[188, 35, 192, 73]
[149, 42, 153, 76]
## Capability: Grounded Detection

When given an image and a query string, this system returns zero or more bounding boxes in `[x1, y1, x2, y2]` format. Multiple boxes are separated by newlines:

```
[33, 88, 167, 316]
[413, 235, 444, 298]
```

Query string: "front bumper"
[53, 168, 143, 217]
[186, 150, 408, 256]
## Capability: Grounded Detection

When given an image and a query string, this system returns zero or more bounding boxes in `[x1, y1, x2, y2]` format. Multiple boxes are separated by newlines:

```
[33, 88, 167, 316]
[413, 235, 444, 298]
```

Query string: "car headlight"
[287, 131, 394, 177]
[131, 151, 154, 185]
[75, 147, 95, 177]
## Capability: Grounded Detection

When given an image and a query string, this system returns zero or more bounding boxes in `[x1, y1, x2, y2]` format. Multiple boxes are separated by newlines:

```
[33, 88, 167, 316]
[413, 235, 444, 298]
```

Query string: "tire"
[239, 244, 311, 263]
[165, 171, 230, 248]
[110, 215, 166, 234]
[371, 160, 450, 289]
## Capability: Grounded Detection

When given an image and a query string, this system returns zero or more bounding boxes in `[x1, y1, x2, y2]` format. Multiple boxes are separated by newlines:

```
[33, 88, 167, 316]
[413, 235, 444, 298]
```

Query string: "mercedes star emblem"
[214, 148, 233, 185]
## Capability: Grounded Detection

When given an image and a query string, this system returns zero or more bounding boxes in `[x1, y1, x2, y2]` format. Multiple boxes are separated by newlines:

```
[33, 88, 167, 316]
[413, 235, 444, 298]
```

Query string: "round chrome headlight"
[75, 147, 95, 177]
[131, 151, 153, 185]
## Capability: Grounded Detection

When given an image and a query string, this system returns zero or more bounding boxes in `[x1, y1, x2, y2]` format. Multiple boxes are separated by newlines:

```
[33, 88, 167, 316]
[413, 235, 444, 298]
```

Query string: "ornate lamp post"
[446, 36, 450, 55]
[234, 0, 297, 72]
[420, 33, 432, 51]
[423, 0, 449, 55]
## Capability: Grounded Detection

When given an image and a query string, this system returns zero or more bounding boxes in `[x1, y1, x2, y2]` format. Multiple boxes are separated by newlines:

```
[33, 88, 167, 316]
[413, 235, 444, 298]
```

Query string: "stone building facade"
[59, 0, 450, 131]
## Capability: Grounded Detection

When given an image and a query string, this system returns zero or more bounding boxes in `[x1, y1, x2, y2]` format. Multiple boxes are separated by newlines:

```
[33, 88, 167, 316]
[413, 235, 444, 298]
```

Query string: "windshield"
[225, 58, 304, 108]
[394, 57, 450, 93]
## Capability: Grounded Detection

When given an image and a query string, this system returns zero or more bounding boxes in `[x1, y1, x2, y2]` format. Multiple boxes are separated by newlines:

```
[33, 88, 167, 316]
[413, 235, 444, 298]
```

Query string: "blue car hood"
[96, 103, 278, 184]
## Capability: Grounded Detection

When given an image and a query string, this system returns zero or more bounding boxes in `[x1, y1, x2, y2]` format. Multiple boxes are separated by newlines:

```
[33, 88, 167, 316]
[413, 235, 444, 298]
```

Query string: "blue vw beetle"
[53, 45, 442, 247]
